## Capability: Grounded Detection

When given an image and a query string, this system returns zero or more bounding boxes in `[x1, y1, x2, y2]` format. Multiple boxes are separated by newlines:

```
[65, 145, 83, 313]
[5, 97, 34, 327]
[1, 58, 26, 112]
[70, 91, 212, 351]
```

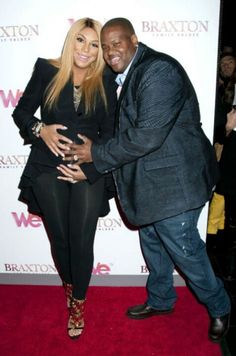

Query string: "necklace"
[73, 86, 82, 110]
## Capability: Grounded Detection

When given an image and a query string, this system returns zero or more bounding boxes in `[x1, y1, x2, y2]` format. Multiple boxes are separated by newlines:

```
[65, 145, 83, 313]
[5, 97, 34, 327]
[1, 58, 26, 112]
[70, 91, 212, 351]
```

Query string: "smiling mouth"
[78, 55, 90, 61]
[110, 56, 120, 66]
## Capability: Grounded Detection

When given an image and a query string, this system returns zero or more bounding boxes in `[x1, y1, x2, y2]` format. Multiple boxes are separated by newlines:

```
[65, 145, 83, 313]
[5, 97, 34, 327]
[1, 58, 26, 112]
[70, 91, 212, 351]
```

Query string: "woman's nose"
[82, 43, 89, 52]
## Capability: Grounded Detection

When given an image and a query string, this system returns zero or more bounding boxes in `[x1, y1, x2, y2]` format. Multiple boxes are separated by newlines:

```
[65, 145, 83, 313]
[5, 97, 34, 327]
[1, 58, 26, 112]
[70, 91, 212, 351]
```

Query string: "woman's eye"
[76, 37, 84, 43]
[91, 43, 98, 48]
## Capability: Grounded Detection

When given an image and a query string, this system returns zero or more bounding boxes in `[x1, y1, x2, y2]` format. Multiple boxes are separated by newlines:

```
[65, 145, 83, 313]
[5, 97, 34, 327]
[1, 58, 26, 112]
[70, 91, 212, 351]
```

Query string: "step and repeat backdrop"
[0, 0, 221, 284]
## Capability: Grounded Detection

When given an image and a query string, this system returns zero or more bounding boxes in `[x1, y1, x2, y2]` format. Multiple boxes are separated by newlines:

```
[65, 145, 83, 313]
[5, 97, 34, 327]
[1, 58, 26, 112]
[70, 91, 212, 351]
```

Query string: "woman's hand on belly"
[57, 163, 87, 184]
[39, 124, 73, 158]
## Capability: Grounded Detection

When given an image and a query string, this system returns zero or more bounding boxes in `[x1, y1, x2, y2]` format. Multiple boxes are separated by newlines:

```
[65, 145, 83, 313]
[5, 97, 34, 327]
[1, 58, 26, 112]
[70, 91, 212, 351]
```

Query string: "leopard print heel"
[67, 297, 85, 339]
[63, 282, 73, 308]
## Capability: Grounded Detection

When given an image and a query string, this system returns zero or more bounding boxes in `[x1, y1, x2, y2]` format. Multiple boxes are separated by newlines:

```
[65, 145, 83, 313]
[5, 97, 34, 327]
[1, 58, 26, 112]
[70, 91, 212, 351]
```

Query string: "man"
[219, 52, 236, 83]
[59, 18, 231, 343]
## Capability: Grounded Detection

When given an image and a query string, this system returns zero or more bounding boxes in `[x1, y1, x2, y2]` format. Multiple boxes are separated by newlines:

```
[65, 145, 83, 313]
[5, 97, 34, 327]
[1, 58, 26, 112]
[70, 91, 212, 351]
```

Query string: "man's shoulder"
[136, 43, 188, 82]
[139, 42, 180, 66]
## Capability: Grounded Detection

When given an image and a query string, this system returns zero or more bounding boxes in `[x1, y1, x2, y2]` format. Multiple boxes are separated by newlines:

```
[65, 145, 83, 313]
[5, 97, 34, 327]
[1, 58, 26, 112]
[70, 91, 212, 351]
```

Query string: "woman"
[12, 18, 117, 339]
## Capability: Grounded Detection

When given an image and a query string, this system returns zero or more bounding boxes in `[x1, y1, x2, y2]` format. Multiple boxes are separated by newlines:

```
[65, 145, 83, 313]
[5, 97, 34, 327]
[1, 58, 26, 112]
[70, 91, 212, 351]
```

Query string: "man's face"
[220, 55, 236, 78]
[101, 25, 138, 73]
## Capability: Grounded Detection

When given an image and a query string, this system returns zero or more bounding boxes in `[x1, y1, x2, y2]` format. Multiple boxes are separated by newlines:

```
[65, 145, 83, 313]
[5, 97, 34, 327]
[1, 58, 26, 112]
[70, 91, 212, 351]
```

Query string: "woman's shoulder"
[34, 57, 58, 76]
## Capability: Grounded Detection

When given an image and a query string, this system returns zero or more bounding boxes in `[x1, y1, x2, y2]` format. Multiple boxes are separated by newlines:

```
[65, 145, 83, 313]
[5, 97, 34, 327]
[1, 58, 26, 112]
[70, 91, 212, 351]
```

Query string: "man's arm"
[65, 61, 186, 173]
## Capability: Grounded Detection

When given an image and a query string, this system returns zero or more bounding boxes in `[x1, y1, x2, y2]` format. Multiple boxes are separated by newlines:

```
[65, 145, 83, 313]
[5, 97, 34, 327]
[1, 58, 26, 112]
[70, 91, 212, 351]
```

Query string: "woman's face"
[73, 27, 99, 69]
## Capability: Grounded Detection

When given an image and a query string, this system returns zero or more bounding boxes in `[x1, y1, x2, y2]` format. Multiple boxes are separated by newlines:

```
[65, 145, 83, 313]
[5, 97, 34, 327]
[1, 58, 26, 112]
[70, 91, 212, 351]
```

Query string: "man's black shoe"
[208, 313, 230, 343]
[126, 304, 174, 319]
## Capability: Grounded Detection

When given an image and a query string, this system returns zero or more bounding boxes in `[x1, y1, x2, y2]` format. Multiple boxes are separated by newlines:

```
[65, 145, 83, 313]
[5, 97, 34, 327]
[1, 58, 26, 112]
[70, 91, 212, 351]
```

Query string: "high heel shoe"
[68, 297, 85, 339]
[63, 282, 73, 308]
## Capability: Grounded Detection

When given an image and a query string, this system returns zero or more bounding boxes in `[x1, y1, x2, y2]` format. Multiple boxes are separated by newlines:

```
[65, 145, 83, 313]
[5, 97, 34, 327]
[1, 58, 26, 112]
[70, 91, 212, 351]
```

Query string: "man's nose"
[105, 46, 116, 56]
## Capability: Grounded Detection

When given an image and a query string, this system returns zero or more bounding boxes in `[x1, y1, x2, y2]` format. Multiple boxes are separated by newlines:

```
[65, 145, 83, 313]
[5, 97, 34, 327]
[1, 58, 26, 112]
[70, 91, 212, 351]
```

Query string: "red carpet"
[0, 285, 222, 356]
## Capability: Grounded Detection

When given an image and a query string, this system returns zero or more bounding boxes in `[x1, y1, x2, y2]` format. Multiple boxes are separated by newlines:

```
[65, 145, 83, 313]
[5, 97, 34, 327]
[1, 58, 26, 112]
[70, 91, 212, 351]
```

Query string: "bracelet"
[32, 122, 45, 137]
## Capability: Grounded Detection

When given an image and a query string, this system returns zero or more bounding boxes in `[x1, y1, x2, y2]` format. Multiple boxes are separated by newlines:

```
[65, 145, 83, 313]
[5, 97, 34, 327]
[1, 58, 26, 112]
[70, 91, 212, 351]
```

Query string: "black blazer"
[92, 43, 219, 225]
[12, 58, 117, 215]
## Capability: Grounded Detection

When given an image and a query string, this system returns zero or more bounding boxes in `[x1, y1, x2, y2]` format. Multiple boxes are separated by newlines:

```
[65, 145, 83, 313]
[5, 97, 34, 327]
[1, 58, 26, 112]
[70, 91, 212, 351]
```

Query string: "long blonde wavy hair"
[44, 18, 107, 113]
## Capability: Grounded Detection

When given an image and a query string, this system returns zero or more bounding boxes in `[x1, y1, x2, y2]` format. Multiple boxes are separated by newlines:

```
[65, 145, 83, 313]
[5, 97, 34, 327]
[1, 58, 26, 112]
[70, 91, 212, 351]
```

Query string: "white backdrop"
[0, 0, 221, 284]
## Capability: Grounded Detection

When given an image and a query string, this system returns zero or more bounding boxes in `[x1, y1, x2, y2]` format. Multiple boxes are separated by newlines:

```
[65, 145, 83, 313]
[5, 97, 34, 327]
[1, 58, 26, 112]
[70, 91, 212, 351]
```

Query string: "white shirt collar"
[115, 47, 138, 86]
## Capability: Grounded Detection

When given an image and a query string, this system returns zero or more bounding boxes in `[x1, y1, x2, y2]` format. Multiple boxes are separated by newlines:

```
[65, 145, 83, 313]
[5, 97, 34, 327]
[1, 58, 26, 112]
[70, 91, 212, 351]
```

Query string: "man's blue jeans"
[140, 206, 231, 317]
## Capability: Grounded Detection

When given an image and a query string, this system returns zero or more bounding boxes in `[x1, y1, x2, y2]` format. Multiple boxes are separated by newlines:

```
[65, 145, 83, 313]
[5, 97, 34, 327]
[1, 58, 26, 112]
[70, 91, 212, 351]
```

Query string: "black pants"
[33, 172, 105, 299]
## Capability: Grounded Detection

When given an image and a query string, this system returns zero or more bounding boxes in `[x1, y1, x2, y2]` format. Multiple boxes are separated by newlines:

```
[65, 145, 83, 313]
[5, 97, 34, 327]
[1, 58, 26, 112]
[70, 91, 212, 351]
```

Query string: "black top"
[12, 58, 117, 215]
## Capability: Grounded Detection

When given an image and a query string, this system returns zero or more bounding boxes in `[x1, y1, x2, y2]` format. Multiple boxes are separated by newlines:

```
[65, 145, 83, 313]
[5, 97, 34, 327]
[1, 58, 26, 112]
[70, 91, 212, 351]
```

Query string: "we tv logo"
[11, 212, 42, 228]
[0, 89, 23, 108]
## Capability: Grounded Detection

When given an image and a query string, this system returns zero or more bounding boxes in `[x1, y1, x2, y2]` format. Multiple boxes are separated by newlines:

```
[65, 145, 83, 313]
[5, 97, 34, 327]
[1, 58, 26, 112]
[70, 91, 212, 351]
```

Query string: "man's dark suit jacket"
[92, 43, 219, 226]
[12, 58, 117, 216]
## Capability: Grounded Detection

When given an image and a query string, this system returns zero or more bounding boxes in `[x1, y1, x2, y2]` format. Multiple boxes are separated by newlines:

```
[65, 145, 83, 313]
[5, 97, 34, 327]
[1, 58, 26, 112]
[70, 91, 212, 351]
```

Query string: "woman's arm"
[12, 58, 72, 157]
[12, 58, 47, 144]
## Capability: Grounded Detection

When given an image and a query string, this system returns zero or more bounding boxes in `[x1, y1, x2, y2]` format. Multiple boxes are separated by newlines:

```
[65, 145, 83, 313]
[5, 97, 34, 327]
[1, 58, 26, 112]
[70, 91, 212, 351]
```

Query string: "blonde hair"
[44, 18, 107, 113]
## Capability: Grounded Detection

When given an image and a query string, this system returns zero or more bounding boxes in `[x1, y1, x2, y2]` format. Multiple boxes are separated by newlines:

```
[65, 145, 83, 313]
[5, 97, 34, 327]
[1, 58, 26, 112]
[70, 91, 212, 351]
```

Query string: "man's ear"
[131, 34, 138, 47]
